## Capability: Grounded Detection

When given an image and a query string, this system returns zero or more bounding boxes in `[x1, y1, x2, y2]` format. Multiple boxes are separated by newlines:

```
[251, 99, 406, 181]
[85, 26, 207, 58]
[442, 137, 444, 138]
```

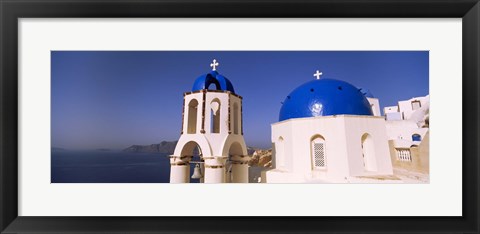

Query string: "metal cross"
[210, 59, 219, 71]
[313, 70, 323, 80]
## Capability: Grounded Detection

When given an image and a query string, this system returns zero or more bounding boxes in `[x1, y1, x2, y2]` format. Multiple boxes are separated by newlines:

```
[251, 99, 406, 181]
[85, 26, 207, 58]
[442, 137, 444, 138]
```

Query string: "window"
[396, 148, 412, 161]
[411, 100, 421, 110]
[412, 134, 421, 141]
[314, 143, 325, 167]
[187, 99, 198, 134]
[210, 99, 221, 133]
[277, 137, 285, 168]
[311, 136, 326, 169]
[361, 133, 377, 171]
[233, 103, 239, 134]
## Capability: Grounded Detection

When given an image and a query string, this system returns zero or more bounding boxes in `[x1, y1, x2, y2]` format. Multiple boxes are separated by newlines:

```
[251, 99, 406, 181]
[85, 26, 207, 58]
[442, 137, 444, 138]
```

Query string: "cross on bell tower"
[210, 59, 219, 71]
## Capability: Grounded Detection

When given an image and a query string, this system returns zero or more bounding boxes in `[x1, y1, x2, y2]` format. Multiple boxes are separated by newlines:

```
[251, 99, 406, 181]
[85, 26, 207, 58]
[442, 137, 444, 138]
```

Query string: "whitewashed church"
[262, 71, 394, 183]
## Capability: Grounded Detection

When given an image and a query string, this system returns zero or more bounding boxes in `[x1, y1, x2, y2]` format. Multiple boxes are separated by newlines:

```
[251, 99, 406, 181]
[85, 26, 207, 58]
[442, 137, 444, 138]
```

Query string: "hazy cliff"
[248, 149, 273, 167]
[123, 141, 178, 154]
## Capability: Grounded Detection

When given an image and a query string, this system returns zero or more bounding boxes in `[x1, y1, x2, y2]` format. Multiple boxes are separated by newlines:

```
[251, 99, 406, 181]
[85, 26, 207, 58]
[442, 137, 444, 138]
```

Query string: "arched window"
[311, 135, 326, 169]
[277, 137, 285, 168]
[233, 103, 239, 134]
[210, 99, 221, 133]
[361, 133, 377, 171]
[412, 134, 421, 141]
[187, 99, 198, 134]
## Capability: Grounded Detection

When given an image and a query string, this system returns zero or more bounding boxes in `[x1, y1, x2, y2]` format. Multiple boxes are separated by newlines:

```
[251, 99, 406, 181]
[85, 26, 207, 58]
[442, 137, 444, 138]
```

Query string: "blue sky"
[51, 51, 428, 149]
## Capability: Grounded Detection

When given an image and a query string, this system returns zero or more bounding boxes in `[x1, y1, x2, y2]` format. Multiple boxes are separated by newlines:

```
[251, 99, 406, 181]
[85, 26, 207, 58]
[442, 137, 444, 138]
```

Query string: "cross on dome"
[313, 70, 323, 80]
[210, 59, 219, 71]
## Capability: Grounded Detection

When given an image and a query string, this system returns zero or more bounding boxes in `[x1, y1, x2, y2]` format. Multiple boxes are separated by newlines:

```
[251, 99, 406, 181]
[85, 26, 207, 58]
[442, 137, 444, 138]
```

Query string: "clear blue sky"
[51, 51, 428, 149]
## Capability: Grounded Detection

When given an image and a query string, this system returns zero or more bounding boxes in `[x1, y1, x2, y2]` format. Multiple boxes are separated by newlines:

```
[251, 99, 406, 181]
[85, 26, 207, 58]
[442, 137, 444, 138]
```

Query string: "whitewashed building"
[384, 95, 430, 165]
[384, 95, 429, 122]
[263, 71, 394, 183]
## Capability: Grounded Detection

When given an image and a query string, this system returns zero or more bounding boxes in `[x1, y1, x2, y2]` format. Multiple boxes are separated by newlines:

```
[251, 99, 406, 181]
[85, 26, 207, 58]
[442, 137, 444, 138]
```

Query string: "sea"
[51, 150, 199, 183]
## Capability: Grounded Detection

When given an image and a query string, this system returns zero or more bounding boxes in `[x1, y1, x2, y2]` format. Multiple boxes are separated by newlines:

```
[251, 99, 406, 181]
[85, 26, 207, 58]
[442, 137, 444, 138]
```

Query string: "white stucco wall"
[367, 97, 381, 116]
[385, 112, 402, 121]
[384, 95, 429, 122]
[397, 95, 429, 120]
[266, 115, 393, 183]
[384, 106, 399, 114]
[385, 120, 429, 142]
[343, 117, 393, 176]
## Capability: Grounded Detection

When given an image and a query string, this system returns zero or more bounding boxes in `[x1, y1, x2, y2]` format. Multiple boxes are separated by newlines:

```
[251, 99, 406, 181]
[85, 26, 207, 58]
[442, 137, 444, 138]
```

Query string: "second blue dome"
[279, 78, 373, 121]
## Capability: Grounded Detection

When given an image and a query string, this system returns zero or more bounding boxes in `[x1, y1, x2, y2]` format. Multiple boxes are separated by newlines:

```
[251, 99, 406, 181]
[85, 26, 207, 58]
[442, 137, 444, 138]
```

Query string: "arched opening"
[206, 78, 221, 90]
[180, 141, 205, 183]
[311, 135, 326, 169]
[233, 103, 239, 134]
[210, 99, 221, 133]
[277, 137, 285, 168]
[361, 133, 377, 171]
[226, 141, 247, 183]
[187, 99, 198, 134]
[412, 133, 421, 141]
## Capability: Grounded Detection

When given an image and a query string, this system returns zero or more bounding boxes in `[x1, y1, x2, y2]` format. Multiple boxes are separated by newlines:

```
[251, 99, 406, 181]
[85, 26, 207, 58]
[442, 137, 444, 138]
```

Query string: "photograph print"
[51, 51, 429, 183]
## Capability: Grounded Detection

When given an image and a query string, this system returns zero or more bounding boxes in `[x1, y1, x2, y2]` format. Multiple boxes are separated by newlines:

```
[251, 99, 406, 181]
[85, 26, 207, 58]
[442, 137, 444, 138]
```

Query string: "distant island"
[96, 148, 112, 151]
[123, 141, 178, 154]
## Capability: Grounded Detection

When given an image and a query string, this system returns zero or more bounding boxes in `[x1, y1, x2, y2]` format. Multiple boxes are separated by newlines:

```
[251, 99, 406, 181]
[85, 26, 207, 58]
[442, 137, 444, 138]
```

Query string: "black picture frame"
[1, 0, 479, 233]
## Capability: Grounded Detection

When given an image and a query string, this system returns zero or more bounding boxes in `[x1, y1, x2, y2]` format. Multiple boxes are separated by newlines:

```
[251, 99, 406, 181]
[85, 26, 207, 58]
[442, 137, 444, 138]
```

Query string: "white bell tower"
[170, 60, 250, 183]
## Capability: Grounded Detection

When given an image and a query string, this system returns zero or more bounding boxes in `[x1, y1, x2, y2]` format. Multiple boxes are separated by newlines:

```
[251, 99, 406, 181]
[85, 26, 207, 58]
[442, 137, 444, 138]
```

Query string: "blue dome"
[279, 79, 373, 121]
[192, 71, 235, 93]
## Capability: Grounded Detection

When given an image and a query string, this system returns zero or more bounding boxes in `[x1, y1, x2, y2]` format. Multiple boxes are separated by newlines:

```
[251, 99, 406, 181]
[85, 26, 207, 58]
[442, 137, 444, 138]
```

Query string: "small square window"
[411, 100, 421, 110]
